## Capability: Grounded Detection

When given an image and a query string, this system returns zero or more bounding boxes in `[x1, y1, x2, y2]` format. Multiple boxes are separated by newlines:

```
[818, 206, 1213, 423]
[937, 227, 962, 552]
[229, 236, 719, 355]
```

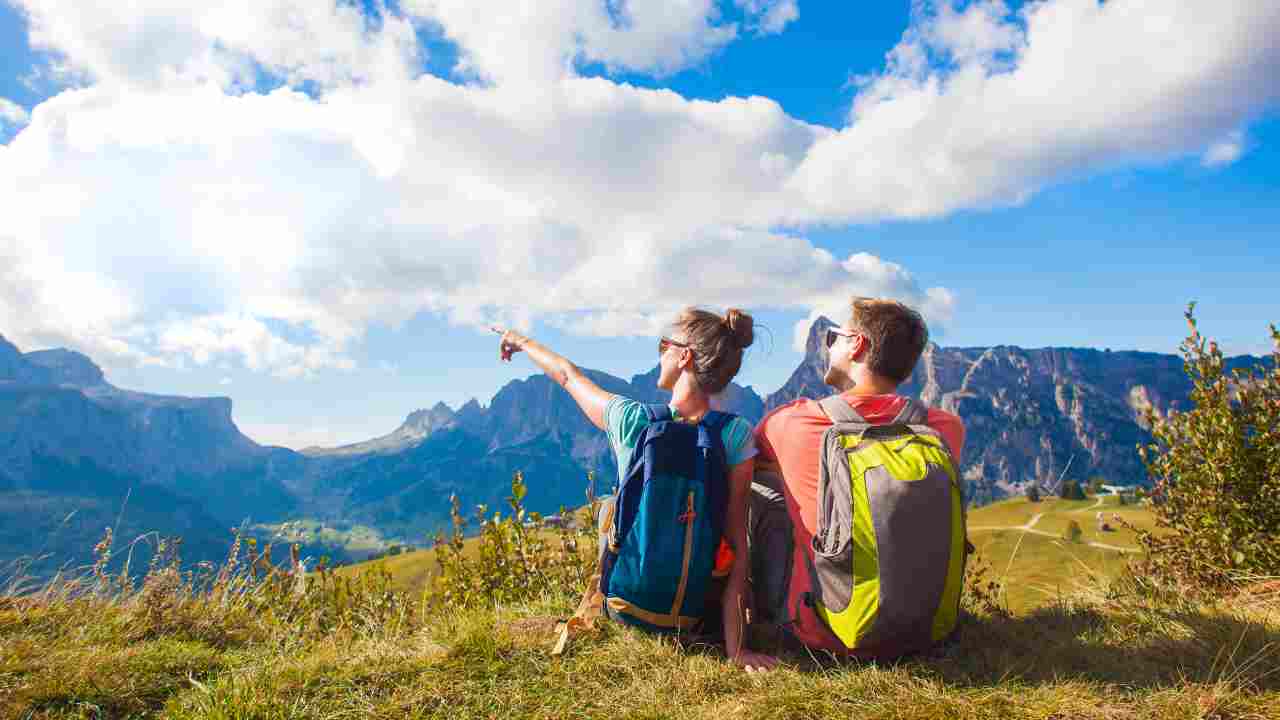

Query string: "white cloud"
[735, 0, 799, 36]
[2, 1, 1278, 378]
[0, 98, 30, 128]
[12, 0, 420, 90]
[402, 0, 745, 85]
[785, 0, 1280, 222]
[1202, 129, 1246, 168]
[219, 376, 232, 385]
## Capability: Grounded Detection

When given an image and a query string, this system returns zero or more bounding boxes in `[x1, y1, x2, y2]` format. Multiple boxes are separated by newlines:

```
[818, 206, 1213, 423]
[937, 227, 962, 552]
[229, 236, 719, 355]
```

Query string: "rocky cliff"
[0, 336, 301, 532]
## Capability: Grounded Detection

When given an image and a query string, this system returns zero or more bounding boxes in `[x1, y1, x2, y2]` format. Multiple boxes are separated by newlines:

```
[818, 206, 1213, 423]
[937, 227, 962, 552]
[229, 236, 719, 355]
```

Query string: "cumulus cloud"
[735, 0, 799, 36]
[2, 0, 1278, 378]
[13, 0, 420, 90]
[1202, 129, 1247, 168]
[0, 98, 30, 128]
[786, 1, 1280, 222]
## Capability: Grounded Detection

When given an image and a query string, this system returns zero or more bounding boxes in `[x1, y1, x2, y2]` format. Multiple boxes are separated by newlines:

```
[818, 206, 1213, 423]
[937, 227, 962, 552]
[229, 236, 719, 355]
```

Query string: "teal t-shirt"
[603, 396, 757, 488]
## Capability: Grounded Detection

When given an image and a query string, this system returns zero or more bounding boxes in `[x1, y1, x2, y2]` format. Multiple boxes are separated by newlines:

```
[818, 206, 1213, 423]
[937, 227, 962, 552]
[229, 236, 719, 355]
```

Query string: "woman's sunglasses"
[825, 327, 858, 348]
[659, 336, 689, 355]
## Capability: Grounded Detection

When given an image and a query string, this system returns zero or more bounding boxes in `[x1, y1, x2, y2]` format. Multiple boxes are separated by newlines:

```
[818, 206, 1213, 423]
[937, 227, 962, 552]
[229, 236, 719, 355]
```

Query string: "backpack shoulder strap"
[818, 394, 866, 424]
[891, 397, 929, 425]
[644, 404, 673, 423]
[698, 410, 731, 435]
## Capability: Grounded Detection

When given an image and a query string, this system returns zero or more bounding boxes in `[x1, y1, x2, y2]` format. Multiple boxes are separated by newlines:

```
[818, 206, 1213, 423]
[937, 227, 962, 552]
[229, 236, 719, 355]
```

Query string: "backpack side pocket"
[811, 427, 858, 614]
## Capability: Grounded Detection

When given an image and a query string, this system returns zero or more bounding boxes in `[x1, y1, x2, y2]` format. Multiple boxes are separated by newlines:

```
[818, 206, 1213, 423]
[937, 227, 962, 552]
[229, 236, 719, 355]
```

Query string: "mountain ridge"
[1, 321, 1270, 566]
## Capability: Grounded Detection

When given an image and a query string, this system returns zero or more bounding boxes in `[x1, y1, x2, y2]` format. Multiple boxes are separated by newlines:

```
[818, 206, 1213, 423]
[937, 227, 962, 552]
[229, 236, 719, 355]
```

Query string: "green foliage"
[1135, 304, 1280, 590]
[1063, 520, 1084, 544]
[1059, 480, 1086, 501]
[424, 471, 598, 609]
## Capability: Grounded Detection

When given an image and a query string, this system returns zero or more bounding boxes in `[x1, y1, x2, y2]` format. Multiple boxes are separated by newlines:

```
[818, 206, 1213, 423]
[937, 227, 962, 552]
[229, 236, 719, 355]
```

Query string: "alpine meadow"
[2, 1, 1279, 718]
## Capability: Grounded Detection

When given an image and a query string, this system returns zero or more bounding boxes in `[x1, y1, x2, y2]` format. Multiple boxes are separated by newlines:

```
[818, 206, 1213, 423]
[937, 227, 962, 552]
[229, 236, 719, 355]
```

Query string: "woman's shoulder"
[716, 413, 757, 462]
[604, 395, 652, 446]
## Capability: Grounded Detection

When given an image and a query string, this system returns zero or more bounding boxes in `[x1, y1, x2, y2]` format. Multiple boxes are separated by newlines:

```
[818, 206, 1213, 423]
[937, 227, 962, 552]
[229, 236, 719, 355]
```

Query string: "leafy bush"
[1059, 480, 1086, 501]
[424, 471, 598, 609]
[1134, 304, 1280, 590]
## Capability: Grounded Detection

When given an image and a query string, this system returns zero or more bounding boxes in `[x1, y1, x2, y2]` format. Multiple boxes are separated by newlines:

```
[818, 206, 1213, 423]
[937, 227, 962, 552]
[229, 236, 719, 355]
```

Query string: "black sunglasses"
[825, 327, 857, 348]
[659, 336, 690, 355]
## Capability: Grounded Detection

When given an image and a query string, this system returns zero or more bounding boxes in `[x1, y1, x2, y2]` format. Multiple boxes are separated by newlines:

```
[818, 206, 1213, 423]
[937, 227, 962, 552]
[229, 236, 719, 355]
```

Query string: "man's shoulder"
[757, 397, 822, 428]
[924, 405, 963, 428]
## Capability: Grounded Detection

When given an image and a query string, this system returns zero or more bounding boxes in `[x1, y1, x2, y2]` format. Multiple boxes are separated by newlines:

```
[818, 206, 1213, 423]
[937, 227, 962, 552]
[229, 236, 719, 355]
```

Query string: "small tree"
[1086, 476, 1105, 496]
[1059, 479, 1086, 501]
[1134, 304, 1280, 590]
[1063, 520, 1083, 543]
[1026, 483, 1042, 503]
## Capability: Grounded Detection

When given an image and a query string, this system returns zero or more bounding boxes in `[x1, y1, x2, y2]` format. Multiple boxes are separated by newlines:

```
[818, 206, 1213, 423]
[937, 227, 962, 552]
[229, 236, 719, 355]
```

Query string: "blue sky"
[1, 1, 1277, 448]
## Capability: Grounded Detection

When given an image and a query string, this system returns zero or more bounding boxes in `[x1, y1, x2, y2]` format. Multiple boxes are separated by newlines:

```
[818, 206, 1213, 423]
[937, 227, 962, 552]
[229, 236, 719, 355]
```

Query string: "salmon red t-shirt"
[753, 392, 965, 653]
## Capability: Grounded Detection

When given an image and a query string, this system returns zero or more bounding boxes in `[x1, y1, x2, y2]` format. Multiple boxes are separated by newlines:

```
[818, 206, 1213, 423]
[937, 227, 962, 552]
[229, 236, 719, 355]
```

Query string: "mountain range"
[1, 320, 1262, 573]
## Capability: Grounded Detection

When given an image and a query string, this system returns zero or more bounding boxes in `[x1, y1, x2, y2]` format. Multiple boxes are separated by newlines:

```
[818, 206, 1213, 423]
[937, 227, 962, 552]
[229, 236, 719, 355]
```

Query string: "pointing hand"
[492, 326, 529, 362]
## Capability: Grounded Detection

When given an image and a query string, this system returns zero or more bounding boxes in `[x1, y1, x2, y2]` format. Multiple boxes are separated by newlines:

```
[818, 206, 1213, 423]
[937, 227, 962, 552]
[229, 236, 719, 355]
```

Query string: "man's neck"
[843, 370, 899, 397]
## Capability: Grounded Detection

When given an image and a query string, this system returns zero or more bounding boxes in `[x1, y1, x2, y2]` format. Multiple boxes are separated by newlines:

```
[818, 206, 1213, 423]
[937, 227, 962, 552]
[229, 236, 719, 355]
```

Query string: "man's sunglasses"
[825, 327, 858, 348]
[659, 336, 689, 355]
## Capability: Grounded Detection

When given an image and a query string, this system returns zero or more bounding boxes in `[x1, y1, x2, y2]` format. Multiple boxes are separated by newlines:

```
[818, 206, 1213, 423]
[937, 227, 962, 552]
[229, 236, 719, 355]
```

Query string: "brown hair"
[672, 307, 755, 394]
[848, 297, 929, 383]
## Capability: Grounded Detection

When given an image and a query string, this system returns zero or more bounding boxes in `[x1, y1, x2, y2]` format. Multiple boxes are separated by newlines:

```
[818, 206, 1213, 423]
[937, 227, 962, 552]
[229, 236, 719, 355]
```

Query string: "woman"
[495, 308, 778, 672]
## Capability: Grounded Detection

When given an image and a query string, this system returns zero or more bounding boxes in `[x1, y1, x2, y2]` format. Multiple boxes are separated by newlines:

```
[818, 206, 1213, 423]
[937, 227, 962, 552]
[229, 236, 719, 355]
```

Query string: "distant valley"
[1, 320, 1261, 574]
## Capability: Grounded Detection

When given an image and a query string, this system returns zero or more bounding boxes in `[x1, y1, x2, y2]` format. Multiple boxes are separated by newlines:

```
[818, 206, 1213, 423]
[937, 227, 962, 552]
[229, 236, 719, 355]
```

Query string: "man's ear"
[848, 334, 869, 362]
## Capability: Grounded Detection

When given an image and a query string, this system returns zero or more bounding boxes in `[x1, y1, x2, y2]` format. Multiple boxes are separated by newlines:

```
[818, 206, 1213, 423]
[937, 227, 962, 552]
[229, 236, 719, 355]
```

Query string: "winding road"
[968, 506, 1140, 554]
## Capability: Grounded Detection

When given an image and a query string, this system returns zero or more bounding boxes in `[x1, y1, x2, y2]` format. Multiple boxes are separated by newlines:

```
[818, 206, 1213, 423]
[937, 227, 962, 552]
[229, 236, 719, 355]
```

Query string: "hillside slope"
[345, 494, 1155, 614]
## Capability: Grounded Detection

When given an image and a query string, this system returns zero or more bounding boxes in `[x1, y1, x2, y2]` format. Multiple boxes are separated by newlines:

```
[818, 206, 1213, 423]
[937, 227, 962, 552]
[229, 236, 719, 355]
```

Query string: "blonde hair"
[672, 307, 755, 394]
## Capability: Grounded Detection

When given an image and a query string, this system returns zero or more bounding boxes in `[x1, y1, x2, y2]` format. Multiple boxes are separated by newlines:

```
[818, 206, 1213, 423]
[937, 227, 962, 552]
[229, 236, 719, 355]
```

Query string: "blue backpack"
[599, 405, 732, 634]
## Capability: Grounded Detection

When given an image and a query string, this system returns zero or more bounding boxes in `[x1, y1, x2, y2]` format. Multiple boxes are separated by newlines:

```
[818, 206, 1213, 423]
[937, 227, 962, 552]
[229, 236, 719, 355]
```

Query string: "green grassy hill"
[966, 494, 1160, 612]
[344, 494, 1158, 614]
[5, 493, 1280, 719]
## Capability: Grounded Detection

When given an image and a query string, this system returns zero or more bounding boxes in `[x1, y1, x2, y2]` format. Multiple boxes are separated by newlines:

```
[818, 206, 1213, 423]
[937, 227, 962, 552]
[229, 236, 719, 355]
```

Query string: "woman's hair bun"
[724, 308, 755, 350]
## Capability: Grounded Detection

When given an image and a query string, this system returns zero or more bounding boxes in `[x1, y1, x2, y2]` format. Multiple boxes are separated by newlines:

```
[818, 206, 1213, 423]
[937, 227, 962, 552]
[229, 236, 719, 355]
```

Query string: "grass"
[3, 580, 1279, 719]
[5, 494, 1278, 719]
[336, 527, 581, 595]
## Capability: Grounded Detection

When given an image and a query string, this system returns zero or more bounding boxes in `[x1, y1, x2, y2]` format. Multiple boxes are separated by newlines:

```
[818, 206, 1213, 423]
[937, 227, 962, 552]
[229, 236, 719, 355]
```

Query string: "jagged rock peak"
[804, 315, 838, 356]
[0, 334, 24, 376]
[403, 402, 456, 427]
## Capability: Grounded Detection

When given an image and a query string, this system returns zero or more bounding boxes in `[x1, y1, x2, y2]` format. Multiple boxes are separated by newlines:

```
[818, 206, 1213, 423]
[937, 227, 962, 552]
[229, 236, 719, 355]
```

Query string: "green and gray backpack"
[807, 395, 968, 658]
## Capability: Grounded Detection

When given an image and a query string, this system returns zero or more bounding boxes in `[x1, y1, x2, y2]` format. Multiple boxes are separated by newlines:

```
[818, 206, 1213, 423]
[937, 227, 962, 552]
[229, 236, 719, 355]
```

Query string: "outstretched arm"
[494, 327, 613, 431]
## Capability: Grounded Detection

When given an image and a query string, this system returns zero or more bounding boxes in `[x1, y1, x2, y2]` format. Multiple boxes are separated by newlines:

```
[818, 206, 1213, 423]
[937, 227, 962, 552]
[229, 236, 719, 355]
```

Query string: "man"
[749, 297, 965, 656]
